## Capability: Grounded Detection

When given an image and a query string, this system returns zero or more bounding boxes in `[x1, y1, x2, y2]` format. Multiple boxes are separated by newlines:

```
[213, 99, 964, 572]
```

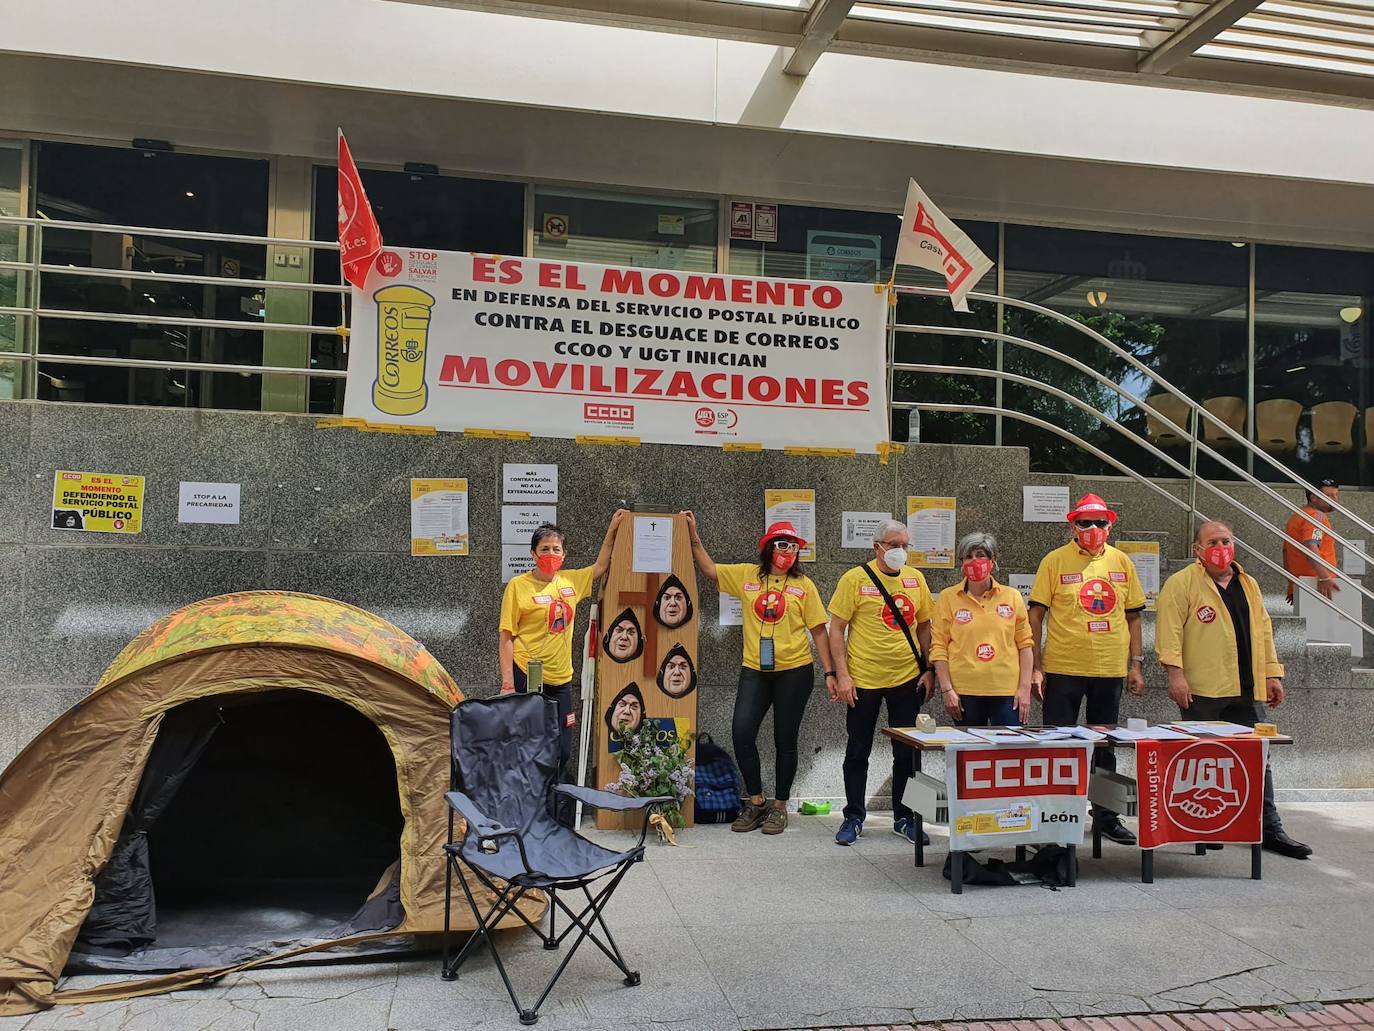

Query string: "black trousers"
[842, 676, 923, 822]
[956, 694, 1018, 727]
[732, 665, 815, 802]
[1179, 694, 1283, 835]
[513, 665, 576, 826]
[1043, 673, 1122, 819]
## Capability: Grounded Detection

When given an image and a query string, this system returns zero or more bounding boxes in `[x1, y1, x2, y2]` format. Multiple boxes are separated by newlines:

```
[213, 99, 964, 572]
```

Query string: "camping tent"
[0, 591, 532, 1015]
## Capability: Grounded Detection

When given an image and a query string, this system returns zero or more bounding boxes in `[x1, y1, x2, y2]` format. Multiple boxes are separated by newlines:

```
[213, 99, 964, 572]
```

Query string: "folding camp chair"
[442, 693, 669, 1026]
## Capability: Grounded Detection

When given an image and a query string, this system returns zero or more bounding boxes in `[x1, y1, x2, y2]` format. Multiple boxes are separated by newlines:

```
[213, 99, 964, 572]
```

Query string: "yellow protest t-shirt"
[1155, 561, 1283, 699]
[929, 580, 1033, 697]
[717, 562, 826, 672]
[1029, 542, 1147, 678]
[499, 565, 596, 684]
[827, 561, 933, 689]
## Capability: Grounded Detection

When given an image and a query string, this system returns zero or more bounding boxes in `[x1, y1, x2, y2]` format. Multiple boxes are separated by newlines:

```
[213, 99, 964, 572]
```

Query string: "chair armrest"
[446, 791, 518, 846]
[555, 784, 673, 812]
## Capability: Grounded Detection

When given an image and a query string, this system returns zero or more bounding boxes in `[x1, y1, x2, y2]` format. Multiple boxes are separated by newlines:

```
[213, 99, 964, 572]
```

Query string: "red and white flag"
[894, 178, 993, 313]
[337, 130, 382, 289]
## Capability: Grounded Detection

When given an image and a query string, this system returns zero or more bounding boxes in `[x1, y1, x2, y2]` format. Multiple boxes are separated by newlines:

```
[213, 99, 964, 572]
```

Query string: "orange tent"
[0, 591, 529, 1015]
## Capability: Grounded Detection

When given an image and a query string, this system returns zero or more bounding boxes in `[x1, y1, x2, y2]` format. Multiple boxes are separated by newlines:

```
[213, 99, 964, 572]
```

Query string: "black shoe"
[1262, 830, 1312, 860]
[1098, 815, 1137, 846]
[1204, 844, 1224, 851]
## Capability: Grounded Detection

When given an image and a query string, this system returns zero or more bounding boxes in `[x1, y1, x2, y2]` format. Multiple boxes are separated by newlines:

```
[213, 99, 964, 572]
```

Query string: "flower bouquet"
[605, 719, 695, 829]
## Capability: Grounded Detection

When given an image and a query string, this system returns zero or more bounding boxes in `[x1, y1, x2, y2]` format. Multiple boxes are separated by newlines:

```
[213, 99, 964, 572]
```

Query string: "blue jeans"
[955, 695, 1018, 726]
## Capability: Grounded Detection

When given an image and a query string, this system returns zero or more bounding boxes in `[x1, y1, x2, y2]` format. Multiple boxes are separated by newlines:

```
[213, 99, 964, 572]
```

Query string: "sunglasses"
[1075, 519, 1110, 529]
[771, 540, 800, 552]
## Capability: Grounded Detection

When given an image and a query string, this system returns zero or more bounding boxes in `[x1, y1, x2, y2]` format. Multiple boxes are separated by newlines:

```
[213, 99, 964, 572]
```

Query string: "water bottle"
[907, 407, 921, 444]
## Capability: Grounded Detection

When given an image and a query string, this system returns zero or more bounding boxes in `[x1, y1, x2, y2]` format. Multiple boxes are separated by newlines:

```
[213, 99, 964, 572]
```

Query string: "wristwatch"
[1131, 655, 1145, 665]
[824, 671, 837, 679]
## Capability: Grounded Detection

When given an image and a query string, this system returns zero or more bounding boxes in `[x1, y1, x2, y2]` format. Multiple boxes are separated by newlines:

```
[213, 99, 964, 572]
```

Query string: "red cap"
[1067, 493, 1117, 524]
[759, 521, 808, 550]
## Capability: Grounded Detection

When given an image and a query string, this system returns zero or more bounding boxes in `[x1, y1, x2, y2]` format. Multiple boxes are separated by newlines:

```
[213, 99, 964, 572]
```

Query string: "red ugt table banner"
[1137, 737, 1267, 849]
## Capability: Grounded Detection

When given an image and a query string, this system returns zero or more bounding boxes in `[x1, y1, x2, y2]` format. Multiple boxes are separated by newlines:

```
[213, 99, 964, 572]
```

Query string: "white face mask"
[882, 547, 908, 570]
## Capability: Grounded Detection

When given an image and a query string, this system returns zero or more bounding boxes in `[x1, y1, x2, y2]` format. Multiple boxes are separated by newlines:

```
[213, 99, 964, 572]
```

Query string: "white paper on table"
[718, 592, 744, 626]
[502, 463, 558, 503]
[500, 504, 557, 545]
[841, 511, 892, 549]
[1106, 726, 1195, 742]
[1007, 573, 1035, 604]
[967, 728, 1031, 743]
[1022, 485, 1070, 522]
[1168, 721, 1255, 737]
[501, 545, 535, 583]
[631, 515, 673, 573]
[899, 728, 982, 744]
[1028, 726, 1106, 741]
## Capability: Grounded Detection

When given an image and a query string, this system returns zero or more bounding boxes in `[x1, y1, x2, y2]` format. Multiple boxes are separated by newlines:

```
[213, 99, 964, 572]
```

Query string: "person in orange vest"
[1029, 493, 1146, 846]
[1282, 479, 1340, 604]
[1156, 519, 1311, 860]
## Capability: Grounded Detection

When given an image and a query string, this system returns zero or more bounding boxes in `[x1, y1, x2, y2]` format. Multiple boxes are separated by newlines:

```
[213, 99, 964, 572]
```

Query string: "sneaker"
[835, 817, 863, 846]
[731, 800, 769, 833]
[1097, 814, 1138, 846]
[761, 806, 788, 835]
[893, 816, 931, 846]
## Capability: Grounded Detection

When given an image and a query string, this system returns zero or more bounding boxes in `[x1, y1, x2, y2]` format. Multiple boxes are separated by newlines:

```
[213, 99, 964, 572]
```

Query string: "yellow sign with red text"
[52, 471, 145, 534]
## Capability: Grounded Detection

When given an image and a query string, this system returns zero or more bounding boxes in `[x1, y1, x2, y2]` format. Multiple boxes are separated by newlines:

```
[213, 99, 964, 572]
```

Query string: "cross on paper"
[616, 573, 663, 669]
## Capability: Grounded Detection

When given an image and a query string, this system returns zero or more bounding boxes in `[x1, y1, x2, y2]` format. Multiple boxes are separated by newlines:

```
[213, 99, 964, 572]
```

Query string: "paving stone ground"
[2, 802, 1371, 1031]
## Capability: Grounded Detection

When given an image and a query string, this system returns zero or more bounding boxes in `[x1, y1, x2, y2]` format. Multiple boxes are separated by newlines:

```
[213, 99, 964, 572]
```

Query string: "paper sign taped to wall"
[906, 496, 955, 568]
[52, 471, 145, 534]
[178, 482, 241, 525]
[502, 504, 557, 545]
[765, 488, 817, 562]
[719, 592, 744, 626]
[1118, 541, 1160, 609]
[411, 479, 469, 556]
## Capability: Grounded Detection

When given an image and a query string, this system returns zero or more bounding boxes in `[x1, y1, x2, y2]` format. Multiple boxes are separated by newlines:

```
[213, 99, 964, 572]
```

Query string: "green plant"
[605, 719, 695, 829]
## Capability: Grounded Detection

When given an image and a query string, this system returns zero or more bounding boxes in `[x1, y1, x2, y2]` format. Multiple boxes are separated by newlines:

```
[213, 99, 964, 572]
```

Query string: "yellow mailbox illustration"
[373, 285, 435, 416]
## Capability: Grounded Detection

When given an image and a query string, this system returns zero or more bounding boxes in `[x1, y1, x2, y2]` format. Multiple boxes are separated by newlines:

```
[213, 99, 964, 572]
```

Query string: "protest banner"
[945, 742, 1093, 851]
[1136, 738, 1267, 848]
[343, 251, 889, 452]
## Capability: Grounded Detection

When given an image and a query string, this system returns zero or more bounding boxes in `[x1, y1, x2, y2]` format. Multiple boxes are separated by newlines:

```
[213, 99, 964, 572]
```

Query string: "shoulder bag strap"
[860, 564, 928, 677]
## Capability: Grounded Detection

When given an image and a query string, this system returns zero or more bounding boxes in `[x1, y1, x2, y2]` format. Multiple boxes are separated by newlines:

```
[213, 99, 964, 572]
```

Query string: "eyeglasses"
[1075, 519, 1110, 529]
[876, 540, 907, 549]
[771, 540, 800, 552]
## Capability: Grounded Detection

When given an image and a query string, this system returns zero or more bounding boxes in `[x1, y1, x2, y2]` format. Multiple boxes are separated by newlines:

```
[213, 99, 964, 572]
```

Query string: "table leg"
[1195, 844, 1206, 856]
[1066, 844, 1077, 887]
[1141, 849, 1154, 884]
[951, 850, 963, 895]
[1015, 845, 1027, 863]
[1092, 812, 1103, 860]
[1251, 843, 1262, 880]
[915, 813, 925, 868]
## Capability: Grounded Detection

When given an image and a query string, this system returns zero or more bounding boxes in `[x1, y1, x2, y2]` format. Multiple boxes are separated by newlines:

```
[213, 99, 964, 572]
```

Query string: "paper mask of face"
[1076, 526, 1108, 552]
[1202, 544, 1235, 570]
[882, 547, 908, 570]
[772, 551, 797, 573]
[962, 557, 993, 583]
[536, 553, 565, 576]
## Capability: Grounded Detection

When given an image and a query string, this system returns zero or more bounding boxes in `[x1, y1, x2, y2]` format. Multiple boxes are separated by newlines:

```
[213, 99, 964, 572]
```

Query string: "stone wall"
[2, 400, 1371, 801]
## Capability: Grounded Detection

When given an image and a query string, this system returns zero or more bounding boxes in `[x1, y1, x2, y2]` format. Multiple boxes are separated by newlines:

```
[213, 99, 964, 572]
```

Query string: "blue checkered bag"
[691, 733, 742, 825]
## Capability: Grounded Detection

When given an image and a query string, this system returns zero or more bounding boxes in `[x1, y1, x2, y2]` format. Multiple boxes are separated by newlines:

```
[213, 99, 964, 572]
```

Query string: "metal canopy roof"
[412, 0, 1374, 100]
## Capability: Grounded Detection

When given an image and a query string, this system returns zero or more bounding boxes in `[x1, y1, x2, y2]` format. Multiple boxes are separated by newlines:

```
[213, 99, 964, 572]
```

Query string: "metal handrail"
[0, 351, 346, 378]
[895, 320, 1374, 586]
[0, 305, 344, 336]
[900, 283, 1374, 545]
[899, 399, 1371, 635]
[0, 259, 349, 294]
[0, 214, 338, 250]
[897, 362, 1374, 634]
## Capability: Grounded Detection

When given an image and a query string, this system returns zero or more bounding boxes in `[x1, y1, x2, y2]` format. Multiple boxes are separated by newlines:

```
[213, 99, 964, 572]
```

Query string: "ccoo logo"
[1164, 741, 1248, 835]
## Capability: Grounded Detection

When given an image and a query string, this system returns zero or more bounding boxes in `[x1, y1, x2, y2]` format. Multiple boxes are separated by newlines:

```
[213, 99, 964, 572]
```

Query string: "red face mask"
[536, 553, 564, 576]
[1202, 544, 1235, 570]
[962, 557, 993, 582]
[771, 552, 797, 573]
[1077, 527, 1109, 552]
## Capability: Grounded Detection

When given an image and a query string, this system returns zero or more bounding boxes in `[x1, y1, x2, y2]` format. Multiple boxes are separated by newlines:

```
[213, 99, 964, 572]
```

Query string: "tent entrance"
[69, 690, 405, 972]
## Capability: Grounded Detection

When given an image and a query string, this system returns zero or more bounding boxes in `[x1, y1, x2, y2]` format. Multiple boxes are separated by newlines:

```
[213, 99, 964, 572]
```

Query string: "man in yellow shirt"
[1029, 493, 1146, 846]
[1155, 519, 1311, 860]
[827, 519, 935, 847]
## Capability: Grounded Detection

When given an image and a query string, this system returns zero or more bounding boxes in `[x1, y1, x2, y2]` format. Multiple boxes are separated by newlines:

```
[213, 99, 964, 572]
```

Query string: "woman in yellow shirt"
[930, 532, 1033, 726]
[684, 511, 833, 836]
[499, 510, 627, 823]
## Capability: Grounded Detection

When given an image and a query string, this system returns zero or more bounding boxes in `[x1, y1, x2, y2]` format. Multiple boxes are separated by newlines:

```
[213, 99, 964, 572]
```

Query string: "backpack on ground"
[691, 733, 742, 825]
[941, 843, 1078, 889]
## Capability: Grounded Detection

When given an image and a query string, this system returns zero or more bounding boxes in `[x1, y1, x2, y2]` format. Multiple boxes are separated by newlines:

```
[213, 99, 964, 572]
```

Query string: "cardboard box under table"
[883, 729, 1095, 894]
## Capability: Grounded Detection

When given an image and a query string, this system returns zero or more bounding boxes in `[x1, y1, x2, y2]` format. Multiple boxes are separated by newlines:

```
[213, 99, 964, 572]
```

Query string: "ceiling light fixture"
[1286, 366, 1306, 373]
[1086, 290, 1108, 308]
[1339, 306, 1362, 324]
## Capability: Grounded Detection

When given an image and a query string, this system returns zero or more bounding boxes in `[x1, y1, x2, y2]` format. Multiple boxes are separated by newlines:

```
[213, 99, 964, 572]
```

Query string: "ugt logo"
[1165, 741, 1248, 834]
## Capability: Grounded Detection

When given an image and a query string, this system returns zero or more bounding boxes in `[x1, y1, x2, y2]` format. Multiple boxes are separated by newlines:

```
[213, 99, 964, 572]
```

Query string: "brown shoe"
[761, 806, 788, 835]
[731, 800, 769, 833]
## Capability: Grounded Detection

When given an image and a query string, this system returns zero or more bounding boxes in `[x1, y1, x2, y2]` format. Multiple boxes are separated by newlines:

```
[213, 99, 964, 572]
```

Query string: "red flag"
[337, 130, 382, 289]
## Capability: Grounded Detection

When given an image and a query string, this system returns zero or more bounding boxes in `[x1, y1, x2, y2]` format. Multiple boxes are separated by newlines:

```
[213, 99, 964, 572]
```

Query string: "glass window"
[532, 187, 716, 272]
[1003, 226, 1250, 478]
[0, 140, 22, 400]
[1255, 245, 1373, 486]
[728, 204, 896, 284]
[309, 166, 525, 414]
[32, 141, 270, 409]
